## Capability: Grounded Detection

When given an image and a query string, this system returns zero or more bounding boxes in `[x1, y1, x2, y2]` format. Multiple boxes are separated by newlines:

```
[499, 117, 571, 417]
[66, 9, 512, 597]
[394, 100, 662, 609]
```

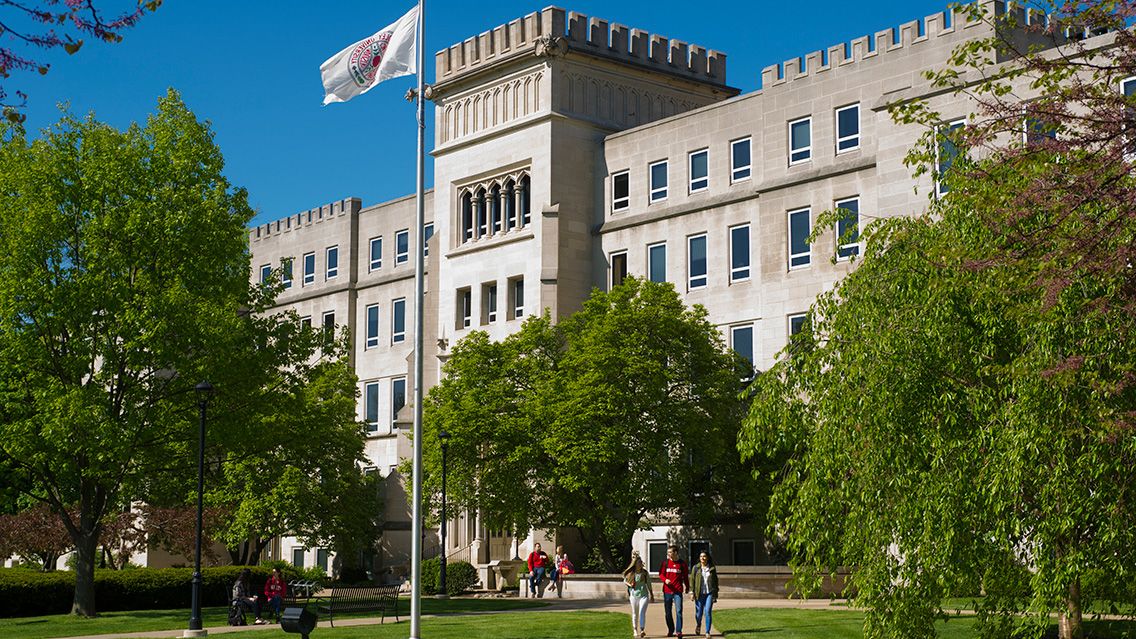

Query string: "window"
[789, 116, 812, 164]
[647, 542, 668, 573]
[730, 224, 750, 282]
[325, 246, 339, 279]
[612, 171, 630, 211]
[259, 264, 271, 285]
[835, 197, 860, 260]
[649, 160, 668, 202]
[316, 549, 329, 572]
[937, 119, 966, 195]
[365, 304, 380, 349]
[836, 104, 860, 152]
[461, 192, 474, 242]
[1123, 77, 1136, 97]
[281, 258, 293, 289]
[395, 230, 409, 264]
[292, 548, 306, 568]
[688, 234, 707, 289]
[392, 298, 406, 343]
[789, 313, 808, 336]
[732, 539, 756, 566]
[510, 277, 525, 319]
[520, 175, 531, 226]
[1024, 115, 1058, 146]
[731, 325, 754, 376]
[299, 316, 311, 329]
[322, 311, 335, 345]
[369, 237, 382, 271]
[364, 382, 379, 433]
[648, 243, 666, 283]
[505, 180, 517, 230]
[490, 184, 502, 234]
[611, 251, 628, 289]
[391, 378, 407, 423]
[484, 284, 498, 323]
[302, 252, 315, 285]
[476, 188, 488, 237]
[689, 540, 710, 562]
[731, 138, 752, 182]
[423, 223, 434, 257]
[689, 149, 708, 193]
[458, 288, 472, 329]
[788, 208, 811, 268]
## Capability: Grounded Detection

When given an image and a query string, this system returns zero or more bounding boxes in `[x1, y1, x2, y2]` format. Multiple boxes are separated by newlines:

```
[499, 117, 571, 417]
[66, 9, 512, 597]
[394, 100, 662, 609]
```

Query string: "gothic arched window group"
[459, 172, 531, 245]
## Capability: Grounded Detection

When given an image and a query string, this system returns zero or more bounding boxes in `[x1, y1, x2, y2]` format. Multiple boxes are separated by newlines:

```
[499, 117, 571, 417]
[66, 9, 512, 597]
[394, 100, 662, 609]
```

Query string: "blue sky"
[14, 0, 952, 226]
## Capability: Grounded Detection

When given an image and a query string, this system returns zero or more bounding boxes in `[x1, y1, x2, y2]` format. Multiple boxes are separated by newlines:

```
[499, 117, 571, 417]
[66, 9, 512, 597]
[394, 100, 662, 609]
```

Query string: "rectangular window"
[365, 304, 380, 349]
[1024, 115, 1058, 146]
[292, 548, 306, 568]
[316, 549, 329, 572]
[612, 171, 630, 212]
[649, 160, 668, 203]
[789, 116, 812, 164]
[789, 313, 808, 336]
[322, 311, 335, 346]
[688, 234, 707, 289]
[281, 258, 293, 289]
[611, 251, 628, 289]
[300, 316, 311, 329]
[259, 264, 272, 285]
[937, 119, 966, 195]
[364, 382, 379, 433]
[392, 298, 406, 343]
[648, 243, 666, 283]
[731, 325, 754, 375]
[731, 138, 752, 182]
[458, 288, 472, 329]
[391, 378, 406, 424]
[689, 149, 708, 193]
[369, 237, 382, 271]
[730, 224, 750, 282]
[648, 542, 668, 573]
[423, 223, 434, 257]
[510, 277, 525, 319]
[836, 104, 860, 152]
[835, 197, 860, 260]
[302, 252, 315, 285]
[732, 539, 756, 566]
[788, 208, 811, 269]
[325, 246, 339, 279]
[484, 283, 498, 323]
[1123, 77, 1136, 97]
[395, 230, 409, 265]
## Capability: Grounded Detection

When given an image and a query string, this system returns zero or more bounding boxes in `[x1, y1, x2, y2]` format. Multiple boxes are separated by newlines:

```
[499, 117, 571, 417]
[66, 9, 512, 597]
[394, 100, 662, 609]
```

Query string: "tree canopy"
[419, 277, 756, 571]
[741, 4, 1136, 639]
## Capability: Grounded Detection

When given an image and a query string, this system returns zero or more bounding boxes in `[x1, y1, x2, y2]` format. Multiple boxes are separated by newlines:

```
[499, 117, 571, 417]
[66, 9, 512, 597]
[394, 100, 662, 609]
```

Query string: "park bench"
[315, 584, 401, 627]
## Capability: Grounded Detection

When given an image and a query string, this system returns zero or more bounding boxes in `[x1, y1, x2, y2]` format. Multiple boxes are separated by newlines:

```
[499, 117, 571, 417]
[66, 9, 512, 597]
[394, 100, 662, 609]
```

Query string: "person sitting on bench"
[233, 568, 268, 625]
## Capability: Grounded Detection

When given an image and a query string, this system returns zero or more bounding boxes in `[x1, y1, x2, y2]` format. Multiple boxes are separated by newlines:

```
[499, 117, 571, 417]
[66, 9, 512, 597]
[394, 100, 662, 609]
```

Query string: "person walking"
[526, 542, 550, 597]
[622, 551, 654, 638]
[690, 552, 719, 638]
[658, 545, 690, 637]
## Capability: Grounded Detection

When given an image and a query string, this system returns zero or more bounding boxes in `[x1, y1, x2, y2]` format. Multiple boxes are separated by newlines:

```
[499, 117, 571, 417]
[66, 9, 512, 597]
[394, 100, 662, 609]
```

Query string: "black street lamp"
[187, 381, 213, 636]
[437, 430, 450, 597]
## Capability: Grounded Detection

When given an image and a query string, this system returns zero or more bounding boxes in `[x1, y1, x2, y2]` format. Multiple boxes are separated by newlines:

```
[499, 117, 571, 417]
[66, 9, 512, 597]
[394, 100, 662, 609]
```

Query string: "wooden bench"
[315, 584, 400, 627]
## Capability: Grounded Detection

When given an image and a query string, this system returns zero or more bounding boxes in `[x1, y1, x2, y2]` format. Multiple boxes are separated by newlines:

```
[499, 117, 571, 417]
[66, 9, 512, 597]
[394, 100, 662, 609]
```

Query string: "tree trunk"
[71, 531, 100, 616]
[1058, 577, 1083, 639]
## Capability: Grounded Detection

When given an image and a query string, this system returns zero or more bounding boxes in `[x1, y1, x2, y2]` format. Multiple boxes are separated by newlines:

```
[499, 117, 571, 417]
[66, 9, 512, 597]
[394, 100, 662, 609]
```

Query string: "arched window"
[476, 188, 488, 237]
[504, 179, 517, 231]
[520, 175, 531, 226]
[461, 191, 473, 242]
[490, 184, 502, 234]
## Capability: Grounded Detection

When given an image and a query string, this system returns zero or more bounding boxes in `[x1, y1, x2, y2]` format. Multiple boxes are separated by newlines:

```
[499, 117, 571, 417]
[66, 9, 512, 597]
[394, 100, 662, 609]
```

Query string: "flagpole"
[409, 0, 426, 636]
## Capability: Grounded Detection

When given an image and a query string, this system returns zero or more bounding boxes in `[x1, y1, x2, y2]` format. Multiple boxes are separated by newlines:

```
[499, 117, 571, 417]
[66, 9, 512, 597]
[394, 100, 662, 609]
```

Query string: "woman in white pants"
[622, 551, 654, 638]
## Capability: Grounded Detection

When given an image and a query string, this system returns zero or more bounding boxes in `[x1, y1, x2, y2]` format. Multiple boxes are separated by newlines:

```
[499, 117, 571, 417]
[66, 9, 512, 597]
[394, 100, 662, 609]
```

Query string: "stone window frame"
[647, 242, 666, 283]
[834, 196, 860, 261]
[392, 298, 406, 343]
[457, 169, 532, 246]
[509, 276, 525, 320]
[729, 223, 751, 282]
[687, 233, 708, 290]
[457, 287, 472, 329]
[835, 103, 860, 153]
[688, 148, 709, 194]
[730, 137, 752, 183]
[325, 245, 339, 280]
[302, 252, 315, 286]
[611, 170, 630, 212]
[610, 250, 628, 289]
[395, 229, 410, 265]
[789, 116, 813, 165]
[788, 207, 812, 270]
[281, 257, 294, 289]
[649, 159, 668, 203]
[365, 303, 380, 349]
[369, 236, 383, 272]
[364, 381, 380, 433]
[730, 323, 755, 378]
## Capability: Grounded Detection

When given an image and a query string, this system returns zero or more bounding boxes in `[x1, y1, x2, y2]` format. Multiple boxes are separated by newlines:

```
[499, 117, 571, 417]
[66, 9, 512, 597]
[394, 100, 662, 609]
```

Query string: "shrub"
[336, 565, 370, 585]
[417, 559, 479, 596]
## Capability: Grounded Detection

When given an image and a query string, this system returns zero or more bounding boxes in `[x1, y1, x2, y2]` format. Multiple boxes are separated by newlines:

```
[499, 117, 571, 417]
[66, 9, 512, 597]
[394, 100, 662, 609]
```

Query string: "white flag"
[320, 5, 418, 105]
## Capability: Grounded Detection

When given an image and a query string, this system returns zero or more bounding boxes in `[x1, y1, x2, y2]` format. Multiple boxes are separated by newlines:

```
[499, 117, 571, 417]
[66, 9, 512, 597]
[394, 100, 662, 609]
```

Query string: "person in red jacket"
[526, 542, 550, 597]
[263, 567, 287, 621]
[658, 545, 690, 637]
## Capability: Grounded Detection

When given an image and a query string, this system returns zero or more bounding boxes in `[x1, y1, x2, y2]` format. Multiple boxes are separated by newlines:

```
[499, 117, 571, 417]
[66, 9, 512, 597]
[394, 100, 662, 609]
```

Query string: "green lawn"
[0, 598, 547, 639]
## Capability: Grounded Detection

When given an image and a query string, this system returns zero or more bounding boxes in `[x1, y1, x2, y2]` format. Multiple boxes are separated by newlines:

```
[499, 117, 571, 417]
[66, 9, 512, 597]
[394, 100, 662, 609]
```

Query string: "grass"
[0, 597, 547, 639]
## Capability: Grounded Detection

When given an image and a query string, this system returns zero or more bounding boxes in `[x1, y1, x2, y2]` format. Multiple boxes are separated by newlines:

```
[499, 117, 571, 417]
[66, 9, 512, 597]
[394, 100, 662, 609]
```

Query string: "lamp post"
[437, 430, 450, 598]
[186, 381, 213, 638]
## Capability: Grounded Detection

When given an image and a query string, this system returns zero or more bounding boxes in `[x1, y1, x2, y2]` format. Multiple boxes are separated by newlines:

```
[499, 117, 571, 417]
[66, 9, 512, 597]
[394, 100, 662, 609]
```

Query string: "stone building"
[247, 1, 1079, 582]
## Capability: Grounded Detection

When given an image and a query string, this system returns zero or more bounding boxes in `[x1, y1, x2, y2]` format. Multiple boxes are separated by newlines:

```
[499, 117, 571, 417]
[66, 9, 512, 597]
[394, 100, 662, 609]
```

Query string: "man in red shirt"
[658, 545, 690, 637]
[526, 542, 550, 597]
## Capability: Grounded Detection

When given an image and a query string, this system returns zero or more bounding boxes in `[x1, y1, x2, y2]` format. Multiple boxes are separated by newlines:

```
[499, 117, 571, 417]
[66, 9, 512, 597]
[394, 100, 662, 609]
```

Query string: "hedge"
[417, 559, 479, 596]
[0, 565, 300, 618]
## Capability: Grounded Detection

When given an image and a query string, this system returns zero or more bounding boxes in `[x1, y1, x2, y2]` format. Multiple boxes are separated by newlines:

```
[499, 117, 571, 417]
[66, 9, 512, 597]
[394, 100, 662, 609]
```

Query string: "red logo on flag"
[348, 31, 393, 87]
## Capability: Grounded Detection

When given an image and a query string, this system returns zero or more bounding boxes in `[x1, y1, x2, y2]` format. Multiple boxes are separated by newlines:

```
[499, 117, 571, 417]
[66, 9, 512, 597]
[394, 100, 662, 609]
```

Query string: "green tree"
[420, 277, 753, 571]
[740, 6, 1136, 639]
[0, 90, 346, 616]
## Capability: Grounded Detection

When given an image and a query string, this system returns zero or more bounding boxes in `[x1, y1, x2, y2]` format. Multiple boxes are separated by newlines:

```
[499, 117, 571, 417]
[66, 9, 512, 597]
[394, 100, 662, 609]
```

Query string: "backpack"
[228, 602, 247, 626]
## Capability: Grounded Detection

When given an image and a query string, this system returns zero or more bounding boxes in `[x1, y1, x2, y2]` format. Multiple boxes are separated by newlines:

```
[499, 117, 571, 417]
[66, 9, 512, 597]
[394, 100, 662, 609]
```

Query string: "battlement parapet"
[759, 1, 1018, 89]
[250, 197, 362, 242]
[434, 6, 727, 88]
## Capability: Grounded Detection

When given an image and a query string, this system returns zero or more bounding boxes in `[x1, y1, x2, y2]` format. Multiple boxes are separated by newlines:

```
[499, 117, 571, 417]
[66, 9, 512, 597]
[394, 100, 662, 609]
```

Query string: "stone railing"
[519, 566, 851, 600]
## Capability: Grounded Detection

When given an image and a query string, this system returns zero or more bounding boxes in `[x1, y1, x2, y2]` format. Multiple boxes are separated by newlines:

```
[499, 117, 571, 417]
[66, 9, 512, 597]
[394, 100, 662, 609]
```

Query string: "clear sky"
[14, 0, 953, 227]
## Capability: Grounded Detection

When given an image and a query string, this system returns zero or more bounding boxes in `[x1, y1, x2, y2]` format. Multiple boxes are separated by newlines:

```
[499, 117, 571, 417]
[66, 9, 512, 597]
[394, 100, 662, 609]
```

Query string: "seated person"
[233, 568, 268, 625]
[264, 567, 288, 619]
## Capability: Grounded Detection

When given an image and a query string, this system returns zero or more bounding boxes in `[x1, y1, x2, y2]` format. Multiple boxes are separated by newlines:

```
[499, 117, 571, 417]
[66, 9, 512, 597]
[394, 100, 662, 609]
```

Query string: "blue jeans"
[663, 592, 684, 634]
[694, 593, 713, 634]
[529, 566, 546, 594]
